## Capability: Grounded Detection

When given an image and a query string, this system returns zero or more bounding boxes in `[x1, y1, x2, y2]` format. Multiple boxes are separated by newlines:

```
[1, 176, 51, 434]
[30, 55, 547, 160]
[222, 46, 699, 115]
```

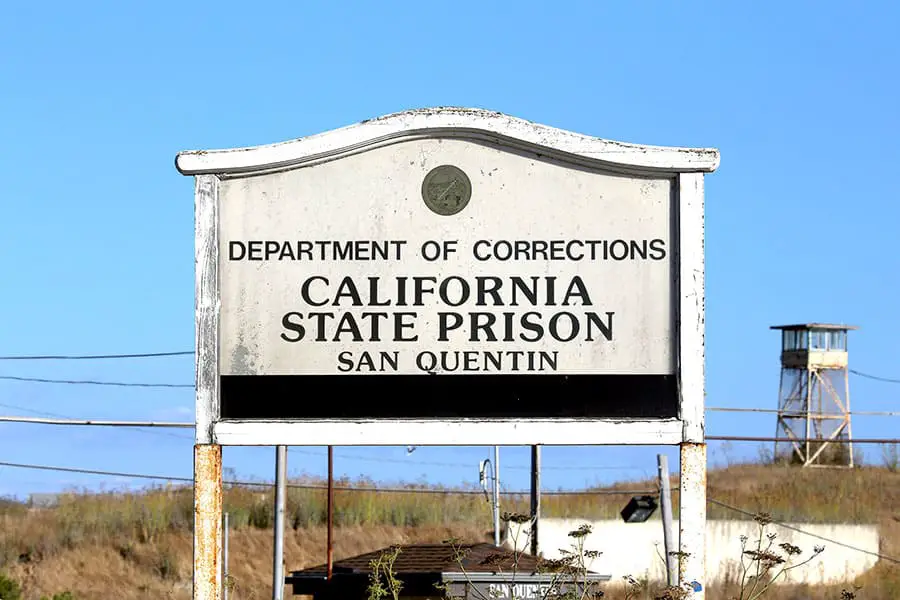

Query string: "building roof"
[770, 323, 858, 331]
[290, 543, 545, 578]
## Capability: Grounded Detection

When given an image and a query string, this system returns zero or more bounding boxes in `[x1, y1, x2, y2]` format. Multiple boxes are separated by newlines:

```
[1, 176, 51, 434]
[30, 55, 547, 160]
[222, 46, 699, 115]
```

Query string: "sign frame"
[177, 107, 718, 448]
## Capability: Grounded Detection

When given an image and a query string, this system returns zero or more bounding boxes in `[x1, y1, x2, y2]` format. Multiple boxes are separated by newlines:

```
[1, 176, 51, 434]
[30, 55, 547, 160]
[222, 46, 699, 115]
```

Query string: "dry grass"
[0, 463, 897, 599]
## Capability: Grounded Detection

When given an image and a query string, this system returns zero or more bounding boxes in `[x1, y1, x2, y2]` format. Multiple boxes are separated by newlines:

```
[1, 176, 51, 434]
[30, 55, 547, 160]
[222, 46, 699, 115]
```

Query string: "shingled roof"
[292, 543, 544, 577]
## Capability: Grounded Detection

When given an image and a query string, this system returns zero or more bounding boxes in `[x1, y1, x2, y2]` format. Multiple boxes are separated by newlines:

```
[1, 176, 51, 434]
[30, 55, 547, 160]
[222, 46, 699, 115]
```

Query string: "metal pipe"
[493, 445, 500, 546]
[193, 444, 223, 600]
[327, 445, 334, 580]
[530, 445, 540, 556]
[273, 446, 287, 600]
[657, 454, 676, 587]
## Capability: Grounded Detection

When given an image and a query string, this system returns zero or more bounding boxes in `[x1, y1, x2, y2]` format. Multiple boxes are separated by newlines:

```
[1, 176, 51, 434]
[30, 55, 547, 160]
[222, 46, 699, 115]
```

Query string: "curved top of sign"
[175, 106, 720, 177]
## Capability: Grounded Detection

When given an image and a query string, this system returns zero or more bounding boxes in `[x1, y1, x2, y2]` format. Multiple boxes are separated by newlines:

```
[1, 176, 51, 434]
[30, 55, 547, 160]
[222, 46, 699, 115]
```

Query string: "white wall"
[504, 518, 879, 586]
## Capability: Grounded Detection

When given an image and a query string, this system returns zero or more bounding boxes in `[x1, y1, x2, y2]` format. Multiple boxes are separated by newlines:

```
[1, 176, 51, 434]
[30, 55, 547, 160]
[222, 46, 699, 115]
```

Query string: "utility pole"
[657, 454, 676, 587]
[530, 445, 541, 556]
[273, 446, 287, 600]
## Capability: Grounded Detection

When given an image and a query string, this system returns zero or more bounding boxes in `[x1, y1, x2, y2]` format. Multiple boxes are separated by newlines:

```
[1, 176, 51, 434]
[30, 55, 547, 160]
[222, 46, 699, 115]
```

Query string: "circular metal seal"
[421, 165, 472, 216]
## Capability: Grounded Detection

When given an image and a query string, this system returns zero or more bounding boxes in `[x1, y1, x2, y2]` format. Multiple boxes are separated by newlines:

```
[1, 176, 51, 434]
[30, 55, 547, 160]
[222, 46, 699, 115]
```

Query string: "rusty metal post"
[194, 444, 223, 600]
[327, 445, 334, 580]
[678, 442, 706, 599]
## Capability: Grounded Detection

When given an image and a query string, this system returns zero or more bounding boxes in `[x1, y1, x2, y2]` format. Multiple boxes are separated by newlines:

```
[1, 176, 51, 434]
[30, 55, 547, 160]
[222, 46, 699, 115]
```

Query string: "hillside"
[0, 463, 897, 600]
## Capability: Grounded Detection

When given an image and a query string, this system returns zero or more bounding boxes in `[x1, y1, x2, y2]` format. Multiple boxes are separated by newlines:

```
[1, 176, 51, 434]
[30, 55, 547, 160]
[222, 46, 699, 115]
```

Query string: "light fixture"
[620, 495, 659, 523]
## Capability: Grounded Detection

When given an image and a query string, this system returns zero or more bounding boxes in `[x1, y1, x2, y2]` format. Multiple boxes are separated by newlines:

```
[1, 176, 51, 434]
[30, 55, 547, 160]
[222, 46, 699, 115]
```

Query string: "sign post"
[176, 107, 719, 599]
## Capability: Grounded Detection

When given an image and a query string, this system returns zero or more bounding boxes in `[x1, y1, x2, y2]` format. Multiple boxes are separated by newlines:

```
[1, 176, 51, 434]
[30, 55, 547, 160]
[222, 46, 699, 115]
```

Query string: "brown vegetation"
[0, 463, 897, 599]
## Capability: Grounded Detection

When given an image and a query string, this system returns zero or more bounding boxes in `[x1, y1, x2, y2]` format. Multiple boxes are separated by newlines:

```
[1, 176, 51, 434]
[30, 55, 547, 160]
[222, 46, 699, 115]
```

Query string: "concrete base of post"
[194, 444, 223, 600]
[679, 442, 707, 599]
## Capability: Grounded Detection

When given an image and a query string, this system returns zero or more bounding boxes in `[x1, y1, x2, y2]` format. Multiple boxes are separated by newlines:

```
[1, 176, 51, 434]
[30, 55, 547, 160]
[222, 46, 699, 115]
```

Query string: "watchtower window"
[808, 329, 847, 351]
[810, 331, 827, 350]
[782, 329, 808, 351]
[828, 330, 847, 351]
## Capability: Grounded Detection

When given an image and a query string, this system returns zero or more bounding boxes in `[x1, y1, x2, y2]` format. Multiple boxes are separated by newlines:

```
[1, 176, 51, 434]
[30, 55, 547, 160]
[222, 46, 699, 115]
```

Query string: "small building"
[286, 543, 611, 600]
[28, 493, 60, 509]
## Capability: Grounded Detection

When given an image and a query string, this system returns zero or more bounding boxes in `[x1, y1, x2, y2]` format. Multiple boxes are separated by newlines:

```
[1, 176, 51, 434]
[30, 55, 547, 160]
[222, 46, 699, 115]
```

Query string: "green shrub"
[0, 572, 22, 600]
[40, 593, 77, 600]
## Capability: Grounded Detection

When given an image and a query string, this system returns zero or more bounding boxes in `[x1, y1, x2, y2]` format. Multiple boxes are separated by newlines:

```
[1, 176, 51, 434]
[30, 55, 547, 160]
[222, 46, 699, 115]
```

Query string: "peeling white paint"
[175, 107, 719, 177]
[194, 174, 219, 445]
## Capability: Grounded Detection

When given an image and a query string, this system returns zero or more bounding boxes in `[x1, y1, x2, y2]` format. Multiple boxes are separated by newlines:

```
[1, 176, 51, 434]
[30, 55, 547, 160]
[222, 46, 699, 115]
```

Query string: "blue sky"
[1, 1, 899, 499]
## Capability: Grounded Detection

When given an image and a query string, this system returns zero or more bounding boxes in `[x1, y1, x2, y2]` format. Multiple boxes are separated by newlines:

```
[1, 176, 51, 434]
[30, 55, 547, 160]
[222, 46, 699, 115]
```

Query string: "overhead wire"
[287, 447, 648, 471]
[0, 375, 193, 388]
[849, 369, 900, 384]
[0, 460, 652, 496]
[0, 402, 193, 442]
[0, 351, 193, 360]
[0, 401, 646, 471]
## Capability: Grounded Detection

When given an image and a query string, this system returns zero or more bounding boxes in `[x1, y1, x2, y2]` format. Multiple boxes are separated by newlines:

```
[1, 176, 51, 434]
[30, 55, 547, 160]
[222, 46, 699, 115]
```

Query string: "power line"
[850, 369, 900, 384]
[0, 402, 193, 442]
[707, 407, 900, 417]
[0, 460, 652, 496]
[0, 351, 193, 360]
[707, 497, 900, 565]
[4, 407, 897, 449]
[707, 435, 900, 445]
[0, 402, 646, 471]
[286, 447, 648, 472]
[0, 416, 194, 427]
[0, 375, 193, 388]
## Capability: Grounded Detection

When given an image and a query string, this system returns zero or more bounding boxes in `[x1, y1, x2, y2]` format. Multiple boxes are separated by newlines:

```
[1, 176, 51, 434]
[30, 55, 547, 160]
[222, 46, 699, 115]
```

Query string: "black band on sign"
[219, 374, 677, 419]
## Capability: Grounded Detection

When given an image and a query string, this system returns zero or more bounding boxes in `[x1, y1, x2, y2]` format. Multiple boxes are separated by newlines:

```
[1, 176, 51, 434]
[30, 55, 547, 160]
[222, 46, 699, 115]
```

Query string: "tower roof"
[770, 323, 858, 331]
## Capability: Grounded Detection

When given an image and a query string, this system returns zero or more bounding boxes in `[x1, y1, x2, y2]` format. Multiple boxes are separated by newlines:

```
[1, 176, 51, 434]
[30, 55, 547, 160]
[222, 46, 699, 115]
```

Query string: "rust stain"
[194, 444, 223, 600]
[678, 442, 707, 595]
[679, 442, 707, 497]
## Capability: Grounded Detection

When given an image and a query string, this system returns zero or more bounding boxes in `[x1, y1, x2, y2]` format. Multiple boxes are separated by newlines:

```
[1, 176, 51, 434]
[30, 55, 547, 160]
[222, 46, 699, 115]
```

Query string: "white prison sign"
[177, 107, 718, 445]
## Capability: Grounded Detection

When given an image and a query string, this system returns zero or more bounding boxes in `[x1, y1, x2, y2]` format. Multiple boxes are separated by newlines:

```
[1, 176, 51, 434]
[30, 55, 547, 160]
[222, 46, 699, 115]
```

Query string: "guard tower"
[770, 323, 857, 467]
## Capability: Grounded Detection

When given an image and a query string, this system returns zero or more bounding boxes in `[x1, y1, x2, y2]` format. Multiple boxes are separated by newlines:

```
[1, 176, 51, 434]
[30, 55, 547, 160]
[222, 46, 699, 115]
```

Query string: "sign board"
[176, 107, 719, 446]
[442, 576, 611, 600]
